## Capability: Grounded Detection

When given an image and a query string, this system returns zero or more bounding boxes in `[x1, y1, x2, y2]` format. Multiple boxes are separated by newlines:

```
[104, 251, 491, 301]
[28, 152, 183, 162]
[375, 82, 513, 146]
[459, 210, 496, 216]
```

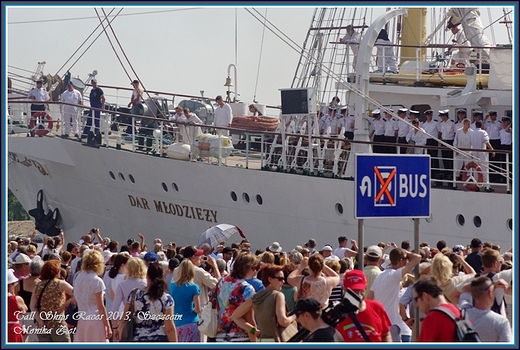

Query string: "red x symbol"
[374, 167, 396, 205]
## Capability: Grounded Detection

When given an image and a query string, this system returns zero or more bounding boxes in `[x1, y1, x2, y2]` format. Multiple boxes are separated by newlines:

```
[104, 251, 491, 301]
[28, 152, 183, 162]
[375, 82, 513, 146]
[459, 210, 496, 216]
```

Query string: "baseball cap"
[143, 252, 158, 262]
[102, 250, 115, 264]
[343, 269, 367, 290]
[91, 79, 97, 83]
[322, 246, 333, 252]
[132, 79, 139, 84]
[365, 245, 383, 259]
[289, 297, 322, 316]
[470, 238, 483, 248]
[183, 246, 204, 259]
[12, 253, 31, 265]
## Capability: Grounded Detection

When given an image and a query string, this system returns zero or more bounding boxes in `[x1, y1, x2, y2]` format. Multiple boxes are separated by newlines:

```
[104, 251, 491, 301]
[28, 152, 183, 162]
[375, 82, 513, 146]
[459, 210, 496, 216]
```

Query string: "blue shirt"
[245, 278, 265, 292]
[169, 282, 200, 326]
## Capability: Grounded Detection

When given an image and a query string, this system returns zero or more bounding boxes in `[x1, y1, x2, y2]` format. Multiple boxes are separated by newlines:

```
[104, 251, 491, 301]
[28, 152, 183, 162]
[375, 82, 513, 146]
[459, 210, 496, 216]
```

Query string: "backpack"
[433, 306, 481, 342]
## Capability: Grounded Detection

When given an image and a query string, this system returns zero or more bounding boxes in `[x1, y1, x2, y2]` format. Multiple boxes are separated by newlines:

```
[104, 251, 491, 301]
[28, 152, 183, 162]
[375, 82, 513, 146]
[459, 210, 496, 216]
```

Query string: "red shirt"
[418, 303, 461, 342]
[336, 299, 391, 342]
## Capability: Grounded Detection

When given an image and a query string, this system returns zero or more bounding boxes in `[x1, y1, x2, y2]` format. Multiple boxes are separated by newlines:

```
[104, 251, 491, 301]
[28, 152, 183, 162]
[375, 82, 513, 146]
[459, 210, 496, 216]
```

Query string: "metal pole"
[413, 217, 420, 341]
[357, 219, 364, 270]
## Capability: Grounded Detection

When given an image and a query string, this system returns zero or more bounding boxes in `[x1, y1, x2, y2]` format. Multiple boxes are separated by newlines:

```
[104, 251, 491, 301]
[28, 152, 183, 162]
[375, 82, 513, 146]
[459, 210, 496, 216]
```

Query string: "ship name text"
[128, 195, 217, 223]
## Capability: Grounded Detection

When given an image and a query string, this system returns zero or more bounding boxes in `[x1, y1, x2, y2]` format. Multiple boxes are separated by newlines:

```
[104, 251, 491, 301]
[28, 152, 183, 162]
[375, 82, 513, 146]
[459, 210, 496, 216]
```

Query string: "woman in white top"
[108, 253, 129, 313]
[287, 254, 340, 309]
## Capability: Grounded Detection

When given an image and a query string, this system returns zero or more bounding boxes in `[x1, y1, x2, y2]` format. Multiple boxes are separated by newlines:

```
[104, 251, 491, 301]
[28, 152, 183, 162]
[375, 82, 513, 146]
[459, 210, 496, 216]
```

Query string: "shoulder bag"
[272, 291, 299, 342]
[198, 280, 220, 338]
[119, 288, 138, 342]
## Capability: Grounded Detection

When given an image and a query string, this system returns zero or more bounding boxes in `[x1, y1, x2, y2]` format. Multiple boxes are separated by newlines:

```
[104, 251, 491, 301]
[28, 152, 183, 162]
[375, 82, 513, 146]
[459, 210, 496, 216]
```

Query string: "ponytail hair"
[147, 262, 166, 300]
[109, 253, 129, 279]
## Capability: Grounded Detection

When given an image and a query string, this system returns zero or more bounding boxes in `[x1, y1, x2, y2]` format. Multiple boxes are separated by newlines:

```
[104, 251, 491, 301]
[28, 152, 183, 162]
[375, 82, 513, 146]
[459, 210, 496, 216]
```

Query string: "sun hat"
[322, 246, 333, 252]
[12, 253, 31, 265]
[268, 242, 283, 253]
[8, 269, 19, 284]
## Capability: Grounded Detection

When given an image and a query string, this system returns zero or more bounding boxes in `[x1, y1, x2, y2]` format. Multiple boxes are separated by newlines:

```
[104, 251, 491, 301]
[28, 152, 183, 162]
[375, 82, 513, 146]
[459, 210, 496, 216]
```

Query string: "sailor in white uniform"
[60, 82, 83, 137]
[396, 108, 410, 154]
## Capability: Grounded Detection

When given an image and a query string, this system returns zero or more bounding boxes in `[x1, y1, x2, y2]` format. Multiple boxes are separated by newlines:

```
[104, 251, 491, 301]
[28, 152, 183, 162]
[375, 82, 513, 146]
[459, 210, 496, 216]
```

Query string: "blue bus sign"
[355, 154, 431, 218]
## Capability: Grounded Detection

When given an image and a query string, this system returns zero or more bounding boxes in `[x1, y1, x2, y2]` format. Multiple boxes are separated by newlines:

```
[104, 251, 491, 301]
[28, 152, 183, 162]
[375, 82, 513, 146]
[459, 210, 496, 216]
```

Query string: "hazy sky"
[6, 4, 513, 110]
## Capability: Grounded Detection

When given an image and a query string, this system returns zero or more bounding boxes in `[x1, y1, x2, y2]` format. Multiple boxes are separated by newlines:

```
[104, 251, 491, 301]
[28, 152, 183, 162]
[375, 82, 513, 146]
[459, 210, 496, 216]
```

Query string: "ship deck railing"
[7, 101, 512, 195]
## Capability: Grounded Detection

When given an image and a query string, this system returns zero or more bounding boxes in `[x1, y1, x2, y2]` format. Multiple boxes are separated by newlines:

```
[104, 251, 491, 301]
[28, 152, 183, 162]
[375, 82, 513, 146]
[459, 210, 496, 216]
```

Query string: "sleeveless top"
[299, 276, 330, 308]
[18, 279, 33, 312]
[251, 289, 277, 338]
[33, 278, 67, 329]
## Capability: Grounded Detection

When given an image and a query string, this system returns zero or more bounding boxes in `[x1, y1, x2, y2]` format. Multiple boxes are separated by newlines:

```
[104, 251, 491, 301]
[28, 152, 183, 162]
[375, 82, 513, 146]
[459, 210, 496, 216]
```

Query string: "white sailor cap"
[371, 109, 381, 116]
[340, 105, 348, 111]
[438, 109, 449, 116]
[409, 109, 420, 114]
[384, 108, 394, 113]
[456, 108, 467, 114]
[424, 109, 433, 115]
[473, 110, 483, 115]
[398, 108, 408, 113]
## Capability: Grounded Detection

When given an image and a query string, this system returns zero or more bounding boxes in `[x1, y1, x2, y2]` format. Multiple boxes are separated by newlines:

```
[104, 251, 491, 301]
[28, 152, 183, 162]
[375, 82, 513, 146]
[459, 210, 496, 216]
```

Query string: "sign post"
[355, 153, 430, 339]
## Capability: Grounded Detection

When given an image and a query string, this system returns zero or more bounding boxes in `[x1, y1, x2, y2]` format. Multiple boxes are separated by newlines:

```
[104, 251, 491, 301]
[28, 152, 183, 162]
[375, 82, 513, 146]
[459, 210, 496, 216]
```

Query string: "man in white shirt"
[213, 95, 233, 136]
[60, 82, 83, 138]
[27, 79, 51, 136]
[339, 24, 361, 68]
[453, 118, 474, 184]
[458, 277, 511, 342]
[469, 120, 495, 192]
[439, 110, 456, 181]
[368, 248, 421, 342]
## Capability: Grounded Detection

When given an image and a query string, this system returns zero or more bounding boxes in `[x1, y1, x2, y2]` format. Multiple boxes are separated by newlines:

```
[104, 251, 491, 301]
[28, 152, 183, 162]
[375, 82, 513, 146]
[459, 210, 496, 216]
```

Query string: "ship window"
[506, 218, 512, 231]
[172, 183, 179, 192]
[473, 216, 482, 228]
[243, 193, 250, 203]
[256, 195, 263, 205]
[109, 171, 115, 180]
[335, 203, 343, 215]
[456, 214, 465, 227]
[118, 172, 125, 181]
[231, 191, 237, 202]
[129, 174, 135, 183]
[162, 182, 168, 192]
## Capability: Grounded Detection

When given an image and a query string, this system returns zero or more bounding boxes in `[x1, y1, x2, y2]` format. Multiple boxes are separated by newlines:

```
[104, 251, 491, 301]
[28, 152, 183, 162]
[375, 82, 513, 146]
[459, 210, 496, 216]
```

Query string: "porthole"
[118, 172, 125, 181]
[172, 183, 179, 192]
[162, 182, 168, 192]
[335, 203, 344, 215]
[231, 191, 237, 202]
[456, 214, 465, 227]
[256, 194, 263, 205]
[506, 218, 512, 231]
[473, 216, 482, 228]
[243, 193, 250, 203]
[129, 174, 135, 183]
[109, 171, 115, 180]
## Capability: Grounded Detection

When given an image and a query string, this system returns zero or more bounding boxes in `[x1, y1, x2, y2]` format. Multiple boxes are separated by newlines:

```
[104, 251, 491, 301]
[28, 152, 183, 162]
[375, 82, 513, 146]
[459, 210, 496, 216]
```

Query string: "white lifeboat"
[194, 134, 234, 158]
[166, 143, 191, 160]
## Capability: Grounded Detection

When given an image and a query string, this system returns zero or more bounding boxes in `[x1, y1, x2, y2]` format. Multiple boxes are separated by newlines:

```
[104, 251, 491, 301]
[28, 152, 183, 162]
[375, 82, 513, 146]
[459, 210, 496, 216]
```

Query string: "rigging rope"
[55, 8, 120, 77]
[253, 8, 268, 103]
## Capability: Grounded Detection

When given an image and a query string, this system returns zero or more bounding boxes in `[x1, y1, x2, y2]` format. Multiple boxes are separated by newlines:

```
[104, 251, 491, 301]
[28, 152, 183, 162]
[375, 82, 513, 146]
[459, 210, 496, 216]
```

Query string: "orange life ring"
[462, 161, 483, 191]
[30, 112, 53, 136]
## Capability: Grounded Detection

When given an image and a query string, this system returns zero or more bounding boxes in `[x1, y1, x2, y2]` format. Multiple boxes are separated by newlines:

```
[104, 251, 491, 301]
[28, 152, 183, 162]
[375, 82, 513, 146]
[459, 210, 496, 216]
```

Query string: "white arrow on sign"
[359, 176, 371, 197]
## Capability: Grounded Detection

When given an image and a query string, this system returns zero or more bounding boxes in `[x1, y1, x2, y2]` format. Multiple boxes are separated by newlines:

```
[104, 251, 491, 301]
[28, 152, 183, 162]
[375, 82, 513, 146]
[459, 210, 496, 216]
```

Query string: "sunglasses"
[273, 276, 285, 282]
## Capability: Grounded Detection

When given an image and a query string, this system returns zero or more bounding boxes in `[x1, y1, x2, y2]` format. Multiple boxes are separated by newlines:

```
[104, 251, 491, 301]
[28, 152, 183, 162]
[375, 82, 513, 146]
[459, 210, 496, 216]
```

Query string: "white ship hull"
[8, 136, 512, 249]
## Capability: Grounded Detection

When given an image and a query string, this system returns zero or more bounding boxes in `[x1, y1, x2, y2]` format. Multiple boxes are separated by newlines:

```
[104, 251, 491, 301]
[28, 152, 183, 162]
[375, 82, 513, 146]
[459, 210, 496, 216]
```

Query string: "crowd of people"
[7, 227, 513, 343]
